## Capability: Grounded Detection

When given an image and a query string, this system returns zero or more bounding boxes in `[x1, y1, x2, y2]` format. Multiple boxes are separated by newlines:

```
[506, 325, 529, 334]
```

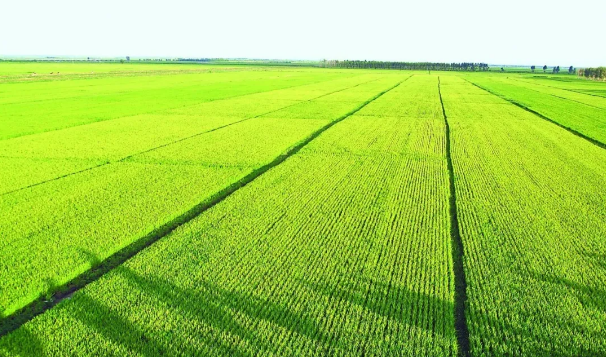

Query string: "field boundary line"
[0, 77, 405, 339]
[0, 73, 360, 142]
[565, 88, 606, 99]
[438, 76, 471, 357]
[512, 77, 606, 100]
[121, 77, 383, 160]
[466, 79, 606, 151]
[0, 78, 381, 197]
[508, 78, 604, 110]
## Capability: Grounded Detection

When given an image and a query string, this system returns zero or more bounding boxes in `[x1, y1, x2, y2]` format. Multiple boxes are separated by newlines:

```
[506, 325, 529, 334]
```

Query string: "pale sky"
[2, 0, 605, 67]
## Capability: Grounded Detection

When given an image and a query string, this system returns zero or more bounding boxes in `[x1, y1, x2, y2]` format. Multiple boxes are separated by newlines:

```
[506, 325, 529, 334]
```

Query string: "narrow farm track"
[0, 78, 382, 198]
[438, 77, 470, 357]
[0, 79, 405, 339]
[465, 79, 606, 151]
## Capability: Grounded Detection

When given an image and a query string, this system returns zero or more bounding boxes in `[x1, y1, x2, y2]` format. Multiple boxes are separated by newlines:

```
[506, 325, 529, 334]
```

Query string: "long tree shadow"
[526, 269, 606, 315]
[70, 293, 168, 357]
[63, 269, 257, 357]
[468, 266, 606, 357]
[113, 266, 329, 355]
[584, 252, 606, 272]
[0, 327, 44, 357]
[304, 275, 454, 334]
[302, 273, 457, 356]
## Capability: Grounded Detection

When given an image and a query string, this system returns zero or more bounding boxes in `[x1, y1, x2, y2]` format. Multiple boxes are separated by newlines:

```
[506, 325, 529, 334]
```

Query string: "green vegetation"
[0, 73, 402, 317]
[1, 62, 605, 356]
[322, 60, 490, 71]
[441, 76, 606, 355]
[579, 67, 606, 80]
[467, 74, 606, 146]
[1, 74, 458, 356]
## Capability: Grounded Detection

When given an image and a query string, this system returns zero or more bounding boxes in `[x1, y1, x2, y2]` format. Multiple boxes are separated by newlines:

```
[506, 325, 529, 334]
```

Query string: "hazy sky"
[2, 0, 605, 66]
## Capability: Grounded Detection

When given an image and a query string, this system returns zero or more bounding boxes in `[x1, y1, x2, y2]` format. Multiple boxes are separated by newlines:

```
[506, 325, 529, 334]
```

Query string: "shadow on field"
[2, 263, 460, 356]
[527, 270, 606, 315]
[476, 267, 606, 357]
[305, 275, 453, 332]
[71, 293, 167, 357]
[83, 267, 460, 356]
[0, 327, 45, 357]
[584, 252, 606, 272]
[119, 266, 330, 355]
[77, 248, 102, 268]
[302, 273, 457, 356]
[58, 265, 332, 356]
[8, 250, 605, 356]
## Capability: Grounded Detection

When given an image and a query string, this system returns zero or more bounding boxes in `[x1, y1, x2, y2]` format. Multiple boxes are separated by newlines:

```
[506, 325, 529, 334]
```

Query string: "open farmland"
[1, 63, 606, 356]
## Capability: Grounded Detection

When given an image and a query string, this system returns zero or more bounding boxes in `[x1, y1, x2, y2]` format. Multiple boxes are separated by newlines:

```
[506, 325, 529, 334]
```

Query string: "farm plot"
[466, 75, 606, 146]
[508, 77, 606, 109]
[0, 74, 380, 194]
[519, 75, 606, 98]
[0, 62, 216, 79]
[0, 74, 458, 356]
[0, 69, 346, 140]
[0, 75, 402, 319]
[441, 76, 606, 356]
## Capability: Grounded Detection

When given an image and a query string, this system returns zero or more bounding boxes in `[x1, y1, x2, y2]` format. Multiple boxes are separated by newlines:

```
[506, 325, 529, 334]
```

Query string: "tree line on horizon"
[320, 60, 490, 71]
[579, 67, 606, 80]
[530, 65, 575, 74]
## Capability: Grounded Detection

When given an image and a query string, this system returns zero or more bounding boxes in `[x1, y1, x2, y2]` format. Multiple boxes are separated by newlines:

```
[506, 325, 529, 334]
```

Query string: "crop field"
[1, 63, 605, 356]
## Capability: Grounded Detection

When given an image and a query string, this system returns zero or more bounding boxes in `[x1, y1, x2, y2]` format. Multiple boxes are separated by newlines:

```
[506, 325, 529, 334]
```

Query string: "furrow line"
[466, 79, 606, 151]
[122, 77, 382, 160]
[0, 78, 380, 197]
[509, 78, 604, 109]
[438, 76, 470, 357]
[566, 88, 606, 99]
[0, 78, 404, 339]
[511, 77, 606, 99]
[0, 73, 356, 142]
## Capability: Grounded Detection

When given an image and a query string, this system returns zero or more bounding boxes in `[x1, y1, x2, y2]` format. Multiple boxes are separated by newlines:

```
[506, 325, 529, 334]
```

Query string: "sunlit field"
[1, 62, 605, 356]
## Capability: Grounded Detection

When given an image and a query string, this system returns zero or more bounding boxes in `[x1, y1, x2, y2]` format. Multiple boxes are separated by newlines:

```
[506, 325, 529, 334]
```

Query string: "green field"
[1, 63, 605, 356]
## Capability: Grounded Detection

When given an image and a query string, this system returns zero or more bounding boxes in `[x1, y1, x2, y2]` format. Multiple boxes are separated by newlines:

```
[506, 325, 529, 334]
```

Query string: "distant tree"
[531, 65, 536, 72]
[87, 57, 90, 61]
[126, 56, 130, 62]
[501, 67, 505, 72]
[120, 59, 125, 64]
[543, 65, 547, 72]
[569, 66, 574, 74]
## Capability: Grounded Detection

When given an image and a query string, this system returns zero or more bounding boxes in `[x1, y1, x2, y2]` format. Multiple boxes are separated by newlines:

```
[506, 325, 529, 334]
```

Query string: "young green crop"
[467, 75, 606, 146]
[441, 76, 606, 356]
[0, 75, 457, 356]
[0, 69, 346, 140]
[0, 74, 401, 318]
[0, 74, 380, 194]
[2, 64, 606, 356]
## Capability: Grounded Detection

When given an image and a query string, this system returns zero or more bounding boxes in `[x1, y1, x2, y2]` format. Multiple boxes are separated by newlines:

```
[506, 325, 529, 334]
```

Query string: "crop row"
[0, 75, 458, 356]
[441, 76, 606, 356]
[0, 74, 381, 195]
[0, 75, 403, 318]
[467, 75, 606, 146]
[508, 77, 606, 109]
[0, 69, 348, 140]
